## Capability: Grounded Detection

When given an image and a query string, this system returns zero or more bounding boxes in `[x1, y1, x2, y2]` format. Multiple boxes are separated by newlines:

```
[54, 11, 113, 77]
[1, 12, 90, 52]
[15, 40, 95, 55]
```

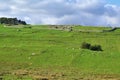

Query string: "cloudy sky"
[0, 0, 120, 26]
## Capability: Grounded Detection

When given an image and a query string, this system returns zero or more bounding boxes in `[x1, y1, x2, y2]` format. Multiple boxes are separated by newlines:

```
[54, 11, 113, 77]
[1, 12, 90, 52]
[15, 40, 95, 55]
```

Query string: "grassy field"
[0, 24, 120, 80]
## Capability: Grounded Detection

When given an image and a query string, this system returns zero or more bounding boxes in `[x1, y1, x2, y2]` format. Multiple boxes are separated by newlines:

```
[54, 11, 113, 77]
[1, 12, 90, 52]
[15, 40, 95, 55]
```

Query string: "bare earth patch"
[0, 68, 118, 80]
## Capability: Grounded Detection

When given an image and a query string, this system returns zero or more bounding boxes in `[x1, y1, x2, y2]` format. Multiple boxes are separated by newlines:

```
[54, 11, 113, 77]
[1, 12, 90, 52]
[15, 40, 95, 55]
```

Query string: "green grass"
[0, 24, 120, 79]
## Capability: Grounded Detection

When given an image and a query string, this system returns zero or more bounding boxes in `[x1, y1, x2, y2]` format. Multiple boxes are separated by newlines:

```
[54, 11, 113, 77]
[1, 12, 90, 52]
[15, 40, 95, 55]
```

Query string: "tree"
[0, 17, 27, 25]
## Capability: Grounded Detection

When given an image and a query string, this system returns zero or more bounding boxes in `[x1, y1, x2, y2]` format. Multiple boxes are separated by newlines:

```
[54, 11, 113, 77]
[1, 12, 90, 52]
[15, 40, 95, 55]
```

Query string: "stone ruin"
[48, 25, 78, 31]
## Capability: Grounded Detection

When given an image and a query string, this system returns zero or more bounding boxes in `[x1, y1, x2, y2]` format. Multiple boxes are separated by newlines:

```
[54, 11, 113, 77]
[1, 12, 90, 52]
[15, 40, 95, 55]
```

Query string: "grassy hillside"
[0, 24, 120, 80]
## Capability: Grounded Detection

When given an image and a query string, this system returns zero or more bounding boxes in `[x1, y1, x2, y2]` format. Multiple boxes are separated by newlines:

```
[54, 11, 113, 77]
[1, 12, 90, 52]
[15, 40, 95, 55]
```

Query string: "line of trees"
[0, 17, 27, 25]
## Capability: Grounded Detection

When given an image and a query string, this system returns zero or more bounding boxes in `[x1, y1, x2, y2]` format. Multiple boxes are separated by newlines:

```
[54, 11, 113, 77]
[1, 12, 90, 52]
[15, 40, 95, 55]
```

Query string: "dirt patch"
[1, 69, 120, 80]
[12, 69, 28, 76]
[32, 75, 49, 80]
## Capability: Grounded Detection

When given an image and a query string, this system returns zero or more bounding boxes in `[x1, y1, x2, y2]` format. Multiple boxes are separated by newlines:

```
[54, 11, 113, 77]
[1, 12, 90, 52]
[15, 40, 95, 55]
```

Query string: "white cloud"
[0, 0, 120, 26]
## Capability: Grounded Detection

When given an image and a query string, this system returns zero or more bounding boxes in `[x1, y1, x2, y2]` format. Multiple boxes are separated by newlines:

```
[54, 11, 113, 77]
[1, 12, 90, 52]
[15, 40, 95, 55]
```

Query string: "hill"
[0, 24, 120, 80]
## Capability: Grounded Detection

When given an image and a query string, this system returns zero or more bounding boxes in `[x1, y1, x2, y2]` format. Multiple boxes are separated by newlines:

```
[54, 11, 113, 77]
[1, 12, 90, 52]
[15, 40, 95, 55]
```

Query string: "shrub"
[90, 45, 102, 51]
[81, 42, 103, 51]
[81, 42, 91, 49]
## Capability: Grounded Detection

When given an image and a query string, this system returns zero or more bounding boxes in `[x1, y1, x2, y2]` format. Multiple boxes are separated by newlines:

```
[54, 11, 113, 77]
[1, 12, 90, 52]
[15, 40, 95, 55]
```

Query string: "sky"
[0, 0, 120, 26]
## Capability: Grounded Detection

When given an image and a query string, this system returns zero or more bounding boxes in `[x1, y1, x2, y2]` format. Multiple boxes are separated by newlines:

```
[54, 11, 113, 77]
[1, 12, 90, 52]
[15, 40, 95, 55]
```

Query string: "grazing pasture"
[0, 24, 120, 80]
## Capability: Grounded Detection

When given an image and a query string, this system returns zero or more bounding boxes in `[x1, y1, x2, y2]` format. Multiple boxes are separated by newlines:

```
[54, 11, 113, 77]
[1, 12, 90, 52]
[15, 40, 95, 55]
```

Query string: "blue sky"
[107, 0, 120, 6]
[0, 0, 120, 26]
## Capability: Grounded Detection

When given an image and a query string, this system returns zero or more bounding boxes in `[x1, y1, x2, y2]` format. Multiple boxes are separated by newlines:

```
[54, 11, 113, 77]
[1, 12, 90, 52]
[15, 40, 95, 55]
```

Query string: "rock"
[31, 53, 36, 56]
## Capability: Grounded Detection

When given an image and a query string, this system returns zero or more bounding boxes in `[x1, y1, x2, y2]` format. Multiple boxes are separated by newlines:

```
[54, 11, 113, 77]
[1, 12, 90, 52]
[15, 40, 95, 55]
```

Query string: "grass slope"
[0, 24, 120, 79]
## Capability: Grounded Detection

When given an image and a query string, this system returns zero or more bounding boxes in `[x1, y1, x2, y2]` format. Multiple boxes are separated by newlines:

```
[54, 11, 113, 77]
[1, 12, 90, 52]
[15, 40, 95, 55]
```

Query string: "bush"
[81, 42, 103, 51]
[90, 45, 102, 51]
[81, 42, 91, 49]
